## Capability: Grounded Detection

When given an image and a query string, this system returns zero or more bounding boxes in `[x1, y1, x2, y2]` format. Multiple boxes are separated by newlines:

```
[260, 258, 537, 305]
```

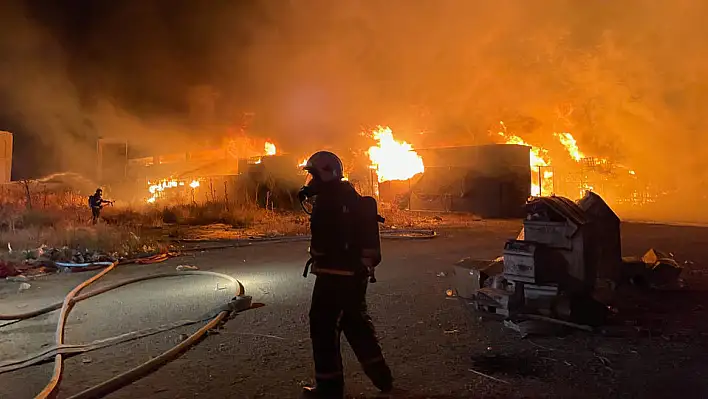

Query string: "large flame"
[554, 132, 585, 162]
[367, 126, 424, 183]
[496, 122, 553, 196]
[264, 141, 276, 156]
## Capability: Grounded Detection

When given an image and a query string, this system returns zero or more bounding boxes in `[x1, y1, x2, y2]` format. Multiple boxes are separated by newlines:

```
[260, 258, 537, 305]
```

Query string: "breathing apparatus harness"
[298, 179, 378, 283]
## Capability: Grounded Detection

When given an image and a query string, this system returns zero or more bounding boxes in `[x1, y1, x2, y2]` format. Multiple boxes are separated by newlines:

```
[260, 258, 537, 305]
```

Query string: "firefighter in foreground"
[88, 188, 113, 224]
[299, 151, 393, 398]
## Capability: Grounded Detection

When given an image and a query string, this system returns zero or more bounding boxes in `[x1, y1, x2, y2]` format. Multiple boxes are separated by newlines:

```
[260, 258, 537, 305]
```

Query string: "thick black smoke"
[1, 0, 707, 219]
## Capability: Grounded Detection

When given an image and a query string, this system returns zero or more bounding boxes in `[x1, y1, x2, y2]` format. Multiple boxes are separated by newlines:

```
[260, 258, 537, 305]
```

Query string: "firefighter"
[300, 151, 393, 398]
[88, 188, 113, 225]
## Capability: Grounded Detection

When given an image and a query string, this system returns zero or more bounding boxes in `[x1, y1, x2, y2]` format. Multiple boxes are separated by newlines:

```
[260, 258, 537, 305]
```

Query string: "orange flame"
[496, 122, 553, 196]
[146, 178, 200, 204]
[367, 126, 424, 183]
[554, 132, 585, 162]
[264, 141, 276, 156]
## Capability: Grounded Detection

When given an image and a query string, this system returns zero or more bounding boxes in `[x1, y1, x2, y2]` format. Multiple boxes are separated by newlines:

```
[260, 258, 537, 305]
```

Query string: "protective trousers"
[91, 207, 101, 225]
[309, 274, 392, 396]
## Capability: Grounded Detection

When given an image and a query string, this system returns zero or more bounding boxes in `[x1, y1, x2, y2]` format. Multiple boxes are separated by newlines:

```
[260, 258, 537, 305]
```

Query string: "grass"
[0, 182, 486, 261]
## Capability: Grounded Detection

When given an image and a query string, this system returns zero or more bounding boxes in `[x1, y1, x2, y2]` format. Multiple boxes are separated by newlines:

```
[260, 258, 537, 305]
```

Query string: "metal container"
[410, 145, 531, 218]
[577, 191, 622, 282]
[522, 196, 595, 293]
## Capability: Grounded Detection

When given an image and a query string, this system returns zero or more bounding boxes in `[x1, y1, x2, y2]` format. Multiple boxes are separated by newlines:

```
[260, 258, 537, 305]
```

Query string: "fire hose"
[175, 229, 437, 252]
[0, 263, 252, 399]
[1, 230, 435, 398]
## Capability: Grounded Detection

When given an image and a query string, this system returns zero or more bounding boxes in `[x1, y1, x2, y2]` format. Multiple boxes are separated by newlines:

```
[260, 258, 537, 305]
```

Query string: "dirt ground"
[1, 220, 707, 399]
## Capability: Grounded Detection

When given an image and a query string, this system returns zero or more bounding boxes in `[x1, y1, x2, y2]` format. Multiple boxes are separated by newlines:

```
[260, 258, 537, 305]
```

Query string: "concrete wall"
[0, 131, 12, 183]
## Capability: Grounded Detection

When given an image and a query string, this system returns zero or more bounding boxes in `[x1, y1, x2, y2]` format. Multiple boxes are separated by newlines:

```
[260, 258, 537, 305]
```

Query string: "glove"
[298, 186, 308, 203]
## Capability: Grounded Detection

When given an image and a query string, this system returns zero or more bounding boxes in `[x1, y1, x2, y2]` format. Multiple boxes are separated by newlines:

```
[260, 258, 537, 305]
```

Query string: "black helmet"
[303, 151, 344, 183]
[96, 188, 103, 194]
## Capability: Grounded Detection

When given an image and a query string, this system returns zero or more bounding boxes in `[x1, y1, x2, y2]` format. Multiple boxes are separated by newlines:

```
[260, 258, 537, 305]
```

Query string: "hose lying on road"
[68, 296, 253, 399]
[0, 270, 243, 321]
[34, 261, 118, 399]
[2, 231, 434, 398]
[0, 315, 216, 373]
[0, 262, 251, 399]
[176, 229, 438, 252]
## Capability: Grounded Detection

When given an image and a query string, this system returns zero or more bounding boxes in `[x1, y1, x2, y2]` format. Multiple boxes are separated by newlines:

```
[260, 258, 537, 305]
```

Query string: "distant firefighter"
[88, 188, 113, 225]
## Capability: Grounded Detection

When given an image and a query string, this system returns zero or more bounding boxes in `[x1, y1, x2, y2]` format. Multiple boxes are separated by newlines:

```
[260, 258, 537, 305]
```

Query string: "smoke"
[2, 1, 708, 219]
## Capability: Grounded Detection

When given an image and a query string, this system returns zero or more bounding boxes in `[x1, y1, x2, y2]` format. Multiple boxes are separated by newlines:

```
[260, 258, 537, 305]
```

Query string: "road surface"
[1, 221, 708, 399]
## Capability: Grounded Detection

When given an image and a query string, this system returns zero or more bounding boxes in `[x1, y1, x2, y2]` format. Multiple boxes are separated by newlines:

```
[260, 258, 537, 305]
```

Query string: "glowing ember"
[146, 178, 200, 204]
[298, 159, 307, 167]
[554, 132, 585, 162]
[367, 126, 424, 183]
[264, 141, 276, 156]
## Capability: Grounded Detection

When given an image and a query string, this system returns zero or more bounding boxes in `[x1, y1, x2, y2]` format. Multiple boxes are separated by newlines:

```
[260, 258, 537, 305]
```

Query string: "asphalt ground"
[1, 220, 707, 399]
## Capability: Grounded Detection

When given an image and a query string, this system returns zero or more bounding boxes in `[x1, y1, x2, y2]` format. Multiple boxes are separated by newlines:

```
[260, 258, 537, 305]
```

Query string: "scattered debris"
[215, 284, 227, 291]
[452, 258, 504, 299]
[5, 275, 28, 282]
[444, 329, 459, 334]
[178, 334, 189, 341]
[622, 249, 683, 288]
[468, 368, 510, 384]
[0, 260, 19, 278]
[81, 356, 92, 364]
[521, 314, 593, 332]
[448, 192, 648, 337]
[18, 283, 31, 293]
[503, 319, 559, 338]
[436, 271, 447, 277]
[135, 253, 170, 264]
[176, 265, 199, 271]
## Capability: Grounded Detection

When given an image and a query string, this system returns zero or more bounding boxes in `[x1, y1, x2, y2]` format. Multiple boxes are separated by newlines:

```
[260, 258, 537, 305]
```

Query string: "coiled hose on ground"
[1, 229, 436, 398]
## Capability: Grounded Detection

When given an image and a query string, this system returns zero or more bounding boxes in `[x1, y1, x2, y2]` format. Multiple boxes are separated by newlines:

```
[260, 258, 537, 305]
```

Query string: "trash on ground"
[621, 249, 683, 288]
[5, 274, 27, 282]
[18, 283, 31, 292]
[452, 257, 504, 299]
[436, 271, 447, 277]
[468, 368, 510, 384]
[176, 265, 199, 271]
[503, 319, 559, 338]
[81, 356, 92, 364]
[0, 261, 18, 278]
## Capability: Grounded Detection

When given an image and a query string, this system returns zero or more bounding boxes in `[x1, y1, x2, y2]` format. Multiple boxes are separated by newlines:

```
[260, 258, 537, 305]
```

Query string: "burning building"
[366, 126, 530, 218]
[410, 145, 531, 218]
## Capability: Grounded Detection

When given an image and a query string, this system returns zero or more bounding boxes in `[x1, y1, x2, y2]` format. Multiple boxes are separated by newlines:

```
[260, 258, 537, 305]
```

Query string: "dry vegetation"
[0, 181, 484, 259]
[0, 182, 482, 257]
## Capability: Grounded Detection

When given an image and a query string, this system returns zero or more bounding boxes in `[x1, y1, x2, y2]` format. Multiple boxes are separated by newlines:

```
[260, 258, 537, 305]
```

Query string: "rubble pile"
[2, 244, 120, 280]
[451, 191, 684, 336]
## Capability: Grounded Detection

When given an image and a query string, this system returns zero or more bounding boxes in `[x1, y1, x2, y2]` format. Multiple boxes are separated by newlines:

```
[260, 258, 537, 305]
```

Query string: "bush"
[20, 209, 62, 228]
